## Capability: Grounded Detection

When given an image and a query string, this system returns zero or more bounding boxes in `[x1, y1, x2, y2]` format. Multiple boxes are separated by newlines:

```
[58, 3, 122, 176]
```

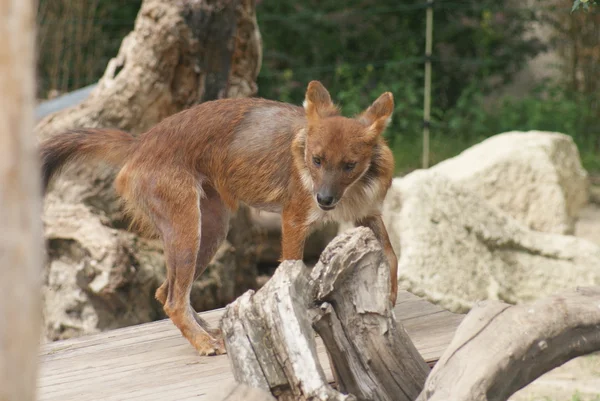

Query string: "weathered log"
[0, 0, 42, 399]
[37, 0, 263, 340]
[221, 261, 350, 400]
[417, 286, 600, 401]
[221, 227, 428, 400]
[221, 226, 600, 400]
[310, 227, 430, 401]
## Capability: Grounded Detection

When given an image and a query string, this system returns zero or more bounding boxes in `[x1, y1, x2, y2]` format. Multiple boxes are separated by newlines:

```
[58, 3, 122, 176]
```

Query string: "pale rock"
[382, 170, 600, 313]
[430, 131, 589, 234]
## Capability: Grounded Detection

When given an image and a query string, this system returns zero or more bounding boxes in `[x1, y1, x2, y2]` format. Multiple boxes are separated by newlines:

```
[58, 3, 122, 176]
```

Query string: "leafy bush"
[489, 83, 600, 172]
[389, 81, 600, 173]
[254, 0, 600, 173]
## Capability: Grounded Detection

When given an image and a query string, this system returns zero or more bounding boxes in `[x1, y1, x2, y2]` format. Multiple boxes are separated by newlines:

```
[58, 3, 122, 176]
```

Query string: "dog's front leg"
[355, 214, 398, 305]
[280, 206, 310, 261]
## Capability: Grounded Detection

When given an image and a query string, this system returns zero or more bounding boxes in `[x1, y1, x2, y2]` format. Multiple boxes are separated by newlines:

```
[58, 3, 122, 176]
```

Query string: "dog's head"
[301, 80, 394, 211]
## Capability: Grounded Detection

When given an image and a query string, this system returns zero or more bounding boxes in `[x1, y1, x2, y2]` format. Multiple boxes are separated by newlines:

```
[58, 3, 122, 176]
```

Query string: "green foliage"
[34, 0, 600, 173]
[329, 62, 423, 148]
[390, 80, 600, 173]
[572, 0, 598, 13]
[256, 0, 544, 109]
[256, 0, 600, 174]
[491, 85, 594, 139]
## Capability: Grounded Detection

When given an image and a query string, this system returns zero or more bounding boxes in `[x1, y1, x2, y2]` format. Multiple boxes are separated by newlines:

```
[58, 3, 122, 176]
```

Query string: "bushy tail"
[40, 128, 136, 192]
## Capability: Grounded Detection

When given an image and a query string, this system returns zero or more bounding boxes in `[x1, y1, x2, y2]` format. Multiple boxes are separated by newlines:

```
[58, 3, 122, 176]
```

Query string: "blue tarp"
[36, 84, 97, 120]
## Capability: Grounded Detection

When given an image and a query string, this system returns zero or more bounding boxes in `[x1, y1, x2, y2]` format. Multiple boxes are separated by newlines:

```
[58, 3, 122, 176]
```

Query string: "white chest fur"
[305, 178, 383, 225]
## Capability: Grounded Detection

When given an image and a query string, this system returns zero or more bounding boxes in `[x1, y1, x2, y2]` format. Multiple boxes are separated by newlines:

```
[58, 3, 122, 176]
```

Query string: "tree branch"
[417, 286, 600, 401]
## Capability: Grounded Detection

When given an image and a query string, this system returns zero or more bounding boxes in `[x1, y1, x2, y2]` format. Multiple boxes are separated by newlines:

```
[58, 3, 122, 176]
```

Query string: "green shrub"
[389, 81, 600, 174]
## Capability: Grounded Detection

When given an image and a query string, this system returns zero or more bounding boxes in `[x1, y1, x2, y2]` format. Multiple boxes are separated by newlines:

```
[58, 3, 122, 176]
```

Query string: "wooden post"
[422, 1, 434, 169]
[0, 0, 43, 400]
[309, 228, 430, 400]
[220, 261, 349, 400]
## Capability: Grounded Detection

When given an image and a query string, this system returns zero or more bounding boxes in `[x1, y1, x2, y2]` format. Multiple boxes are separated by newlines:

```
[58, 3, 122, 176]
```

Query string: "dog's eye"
[312, 156, 322, 167]
[344, 162, 356, 172]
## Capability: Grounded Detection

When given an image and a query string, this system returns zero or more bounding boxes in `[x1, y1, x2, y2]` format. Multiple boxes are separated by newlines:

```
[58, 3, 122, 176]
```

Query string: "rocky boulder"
[430, 131, 589, 234]
[382, 170, 600, 313]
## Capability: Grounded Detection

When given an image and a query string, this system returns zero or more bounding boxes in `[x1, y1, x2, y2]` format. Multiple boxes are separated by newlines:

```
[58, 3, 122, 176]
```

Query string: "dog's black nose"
[317, 193, 335, 207]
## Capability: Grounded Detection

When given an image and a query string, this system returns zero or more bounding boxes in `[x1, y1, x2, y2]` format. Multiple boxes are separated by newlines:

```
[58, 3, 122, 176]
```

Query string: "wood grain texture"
[220, 228, 431, 400]
[216, 382, 276, 401]
[221, 261, 350, 400]
[310, 228, 430, 401]
[37, 290, 463, 401]
[0, 0, 42, 400]
[417, 286, 600, 401]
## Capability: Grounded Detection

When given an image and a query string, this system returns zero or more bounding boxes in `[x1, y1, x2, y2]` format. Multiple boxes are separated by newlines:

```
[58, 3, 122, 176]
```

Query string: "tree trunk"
[220, 227, 428, 401]
[0, 0, 42, 399]
[38, 0, 264, 342]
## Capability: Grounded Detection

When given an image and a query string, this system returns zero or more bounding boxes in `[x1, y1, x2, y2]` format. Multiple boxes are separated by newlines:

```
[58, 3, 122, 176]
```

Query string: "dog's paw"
[197, 343, 226, 356]
[194, 333, 227, 356]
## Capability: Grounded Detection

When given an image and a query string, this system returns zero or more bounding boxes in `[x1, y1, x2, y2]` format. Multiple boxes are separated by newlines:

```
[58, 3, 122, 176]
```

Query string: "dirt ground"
[509, 192, 600, 401]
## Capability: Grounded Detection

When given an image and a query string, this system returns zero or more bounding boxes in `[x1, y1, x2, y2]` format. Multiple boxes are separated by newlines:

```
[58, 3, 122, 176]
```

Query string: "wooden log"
[310, 227, 430, 401]
[221, 261, 351, 400]
[417, 286, 600, 401]
[221, 227, 429, 400]
[222, 230, 600, 400]
[0, 0, 42, 399]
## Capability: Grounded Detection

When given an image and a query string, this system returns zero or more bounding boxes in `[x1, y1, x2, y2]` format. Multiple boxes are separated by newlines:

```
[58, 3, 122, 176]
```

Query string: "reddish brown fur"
[39, 81, 398, 356]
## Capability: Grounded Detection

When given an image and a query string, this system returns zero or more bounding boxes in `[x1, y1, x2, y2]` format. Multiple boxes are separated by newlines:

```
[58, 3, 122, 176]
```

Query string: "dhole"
[40, 81, 398, 356]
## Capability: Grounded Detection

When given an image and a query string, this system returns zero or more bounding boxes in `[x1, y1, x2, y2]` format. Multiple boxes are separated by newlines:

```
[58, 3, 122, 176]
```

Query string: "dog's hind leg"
[155, 183, 231, 336]
[144, 171, 230, 356]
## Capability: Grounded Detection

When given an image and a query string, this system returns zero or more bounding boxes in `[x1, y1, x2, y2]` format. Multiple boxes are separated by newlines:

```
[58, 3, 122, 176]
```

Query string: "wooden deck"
[37, 290, 463, 401]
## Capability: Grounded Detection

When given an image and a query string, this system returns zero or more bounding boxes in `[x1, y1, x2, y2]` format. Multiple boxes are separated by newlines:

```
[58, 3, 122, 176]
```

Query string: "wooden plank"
[37, 290, 463, 401]
[214, 382, 276, 401]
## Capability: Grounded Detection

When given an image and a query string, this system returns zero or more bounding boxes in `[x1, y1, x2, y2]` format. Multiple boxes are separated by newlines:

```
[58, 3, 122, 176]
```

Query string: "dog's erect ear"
[304, 80, 338, 121]
[359, 92, 394, 142]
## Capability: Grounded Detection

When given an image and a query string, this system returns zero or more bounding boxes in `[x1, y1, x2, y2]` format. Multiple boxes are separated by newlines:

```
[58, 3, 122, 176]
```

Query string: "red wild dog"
[40, 81, 398, 356]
